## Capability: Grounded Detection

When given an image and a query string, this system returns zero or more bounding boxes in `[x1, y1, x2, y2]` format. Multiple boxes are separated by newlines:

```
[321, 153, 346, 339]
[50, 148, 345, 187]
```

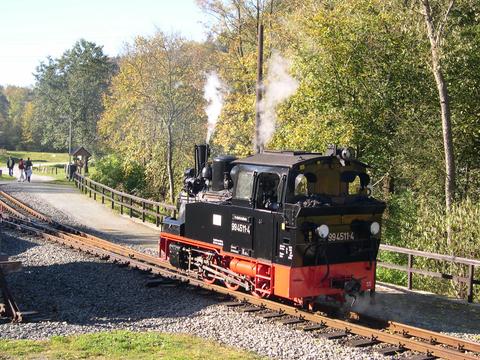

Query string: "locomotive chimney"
[194, 144, 210, 177]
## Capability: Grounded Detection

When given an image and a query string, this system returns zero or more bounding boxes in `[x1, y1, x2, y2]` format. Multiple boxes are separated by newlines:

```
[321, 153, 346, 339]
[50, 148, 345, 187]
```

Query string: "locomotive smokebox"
[212, 155, 237, 191]
[195, 144, 210, 177]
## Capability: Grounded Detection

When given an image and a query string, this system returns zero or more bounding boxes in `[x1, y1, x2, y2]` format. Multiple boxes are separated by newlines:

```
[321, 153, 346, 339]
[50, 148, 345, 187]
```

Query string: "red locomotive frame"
[160, 232, 377, 304]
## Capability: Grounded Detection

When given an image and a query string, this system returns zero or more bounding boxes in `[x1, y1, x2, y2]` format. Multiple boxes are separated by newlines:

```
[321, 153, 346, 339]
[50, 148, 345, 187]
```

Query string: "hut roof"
[71, 146, 92, 157]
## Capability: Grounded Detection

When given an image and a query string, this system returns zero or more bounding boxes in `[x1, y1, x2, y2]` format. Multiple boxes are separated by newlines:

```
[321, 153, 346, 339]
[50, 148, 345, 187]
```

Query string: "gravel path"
[0, 182, 159, 256]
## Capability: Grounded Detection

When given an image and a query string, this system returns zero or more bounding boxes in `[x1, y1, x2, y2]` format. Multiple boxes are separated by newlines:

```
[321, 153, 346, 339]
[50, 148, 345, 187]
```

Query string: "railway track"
[0, 190, 478, 360]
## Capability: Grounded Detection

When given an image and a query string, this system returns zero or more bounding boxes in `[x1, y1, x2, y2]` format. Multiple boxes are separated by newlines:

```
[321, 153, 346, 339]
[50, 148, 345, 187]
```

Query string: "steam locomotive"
[160, 144, 386, 306]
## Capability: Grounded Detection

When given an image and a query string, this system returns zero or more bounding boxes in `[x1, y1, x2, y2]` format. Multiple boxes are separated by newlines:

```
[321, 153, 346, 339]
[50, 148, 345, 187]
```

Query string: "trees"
[198, 0, 291, 156]
[99, 32, 208, 202]
[420, 0, 456, 214]
[272, 1, 436, 188]
[0, 86, 34, 150]
[33, 39, 115, 151]
[0, 88, 9, 148]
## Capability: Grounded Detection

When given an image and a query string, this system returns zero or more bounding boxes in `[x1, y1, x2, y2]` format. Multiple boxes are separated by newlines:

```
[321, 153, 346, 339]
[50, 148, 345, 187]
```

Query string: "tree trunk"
[421, 0, 456, 244]
[236, 2, 244, 58]
[166, 123, 175, 204]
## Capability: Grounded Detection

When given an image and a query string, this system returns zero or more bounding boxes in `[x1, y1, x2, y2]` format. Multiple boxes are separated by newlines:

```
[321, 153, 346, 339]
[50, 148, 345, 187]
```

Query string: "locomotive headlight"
[315, 224, 329, 239]
[370, 221, 380, 235]
[341, 148, 351, 160]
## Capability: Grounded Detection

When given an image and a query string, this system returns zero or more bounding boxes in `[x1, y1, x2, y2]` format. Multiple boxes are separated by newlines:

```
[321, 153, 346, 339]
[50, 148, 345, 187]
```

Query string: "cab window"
[294, 174, 309, 196]
[234, 170, 254, 200]
[255, 173, 281, 210]
[340, 171, 370, 195]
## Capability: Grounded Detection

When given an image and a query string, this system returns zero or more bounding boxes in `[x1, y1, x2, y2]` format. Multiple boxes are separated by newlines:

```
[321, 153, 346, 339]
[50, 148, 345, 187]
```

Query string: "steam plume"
[257, 52, 299, 150]
[204, 71, 225, 144]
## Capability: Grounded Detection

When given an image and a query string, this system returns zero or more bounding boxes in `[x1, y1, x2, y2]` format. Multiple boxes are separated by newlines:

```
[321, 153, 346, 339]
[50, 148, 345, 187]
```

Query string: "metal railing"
[73, 173, 176, 226]
[378, 244, 480, 303]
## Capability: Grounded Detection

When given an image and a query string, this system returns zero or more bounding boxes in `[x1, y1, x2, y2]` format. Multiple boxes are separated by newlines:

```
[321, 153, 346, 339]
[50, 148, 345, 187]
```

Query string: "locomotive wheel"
[201, 257, 218, 284]
[251, 282, 269, 298]
[224, 277, 240, 291]
[202, 272, 216, 284]
[251, 289, 268, 298]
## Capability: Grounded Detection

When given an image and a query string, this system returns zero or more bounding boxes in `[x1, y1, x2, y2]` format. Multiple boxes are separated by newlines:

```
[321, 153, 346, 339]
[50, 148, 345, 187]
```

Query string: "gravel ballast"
[0, 230, 390, 360]
[1, 182, 479, 359]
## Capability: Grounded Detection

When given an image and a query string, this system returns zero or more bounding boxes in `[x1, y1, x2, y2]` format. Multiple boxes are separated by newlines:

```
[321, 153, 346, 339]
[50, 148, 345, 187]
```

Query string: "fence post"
[142, 201, 146, 222]
[407, 254, 413, 290]
[468, 265, 474, 303]
[111, 191, 114, 209]
[156, 205, 160, 227]
[93, 184, 96, 200]
[89, 180, 92, 198]
[102, 188, 105, 204]
[130, 198, 133, 218]
[120, 196, 124, 215]
[56, 167, 58, 175]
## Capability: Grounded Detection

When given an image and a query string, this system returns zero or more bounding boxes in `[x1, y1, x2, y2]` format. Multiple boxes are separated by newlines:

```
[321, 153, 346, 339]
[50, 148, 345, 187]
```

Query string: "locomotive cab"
[160, 145, 386, 305]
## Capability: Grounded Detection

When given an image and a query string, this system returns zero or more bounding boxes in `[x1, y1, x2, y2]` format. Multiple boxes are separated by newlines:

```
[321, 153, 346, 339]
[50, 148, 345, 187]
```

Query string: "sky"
[0, 0, 208, 87]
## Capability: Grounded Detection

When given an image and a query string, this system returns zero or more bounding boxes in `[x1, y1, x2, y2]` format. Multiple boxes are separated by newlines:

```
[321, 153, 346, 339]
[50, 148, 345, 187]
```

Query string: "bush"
[379, 191, 480, 300]
[90, 155, 124, 189]
[90, 155, 146, 195]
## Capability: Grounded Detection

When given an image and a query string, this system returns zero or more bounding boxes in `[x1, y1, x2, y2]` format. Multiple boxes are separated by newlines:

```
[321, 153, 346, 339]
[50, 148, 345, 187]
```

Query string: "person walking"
[6, 156, 15, 176]
[25, 157, 33, 182]
[18, 158, 25, 182]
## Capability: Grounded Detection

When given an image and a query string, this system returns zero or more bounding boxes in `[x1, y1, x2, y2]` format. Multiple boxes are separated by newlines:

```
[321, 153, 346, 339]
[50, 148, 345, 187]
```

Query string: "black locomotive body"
[160, 144, 386, 304]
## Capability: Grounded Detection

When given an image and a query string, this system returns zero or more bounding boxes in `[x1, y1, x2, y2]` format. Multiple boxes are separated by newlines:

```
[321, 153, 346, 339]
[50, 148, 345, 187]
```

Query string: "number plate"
[328, 232, 355, 241]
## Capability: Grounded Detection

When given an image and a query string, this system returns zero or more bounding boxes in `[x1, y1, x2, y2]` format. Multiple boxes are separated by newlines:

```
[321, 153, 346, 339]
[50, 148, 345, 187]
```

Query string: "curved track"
[0, 190, 478, 360]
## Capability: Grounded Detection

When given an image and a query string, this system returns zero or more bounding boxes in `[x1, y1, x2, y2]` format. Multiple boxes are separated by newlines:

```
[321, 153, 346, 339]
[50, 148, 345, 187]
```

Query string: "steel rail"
[0, 191, 50, 222]
[0, 192, 479, 359]
[385, 321, 480, 353]
[0, 199, 27, 219]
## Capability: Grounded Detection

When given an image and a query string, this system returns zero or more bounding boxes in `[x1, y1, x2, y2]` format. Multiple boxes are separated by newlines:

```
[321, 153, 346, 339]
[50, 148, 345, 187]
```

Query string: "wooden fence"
[378, 244, 480, 303]
[72, 173, 479, 303]
[33, 165, 63, 175]
[73, 173, 176, 226]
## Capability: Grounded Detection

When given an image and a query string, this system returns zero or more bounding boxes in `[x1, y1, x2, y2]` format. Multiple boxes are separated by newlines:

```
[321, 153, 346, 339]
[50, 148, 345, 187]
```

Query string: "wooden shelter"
[71, 146, 92, 174]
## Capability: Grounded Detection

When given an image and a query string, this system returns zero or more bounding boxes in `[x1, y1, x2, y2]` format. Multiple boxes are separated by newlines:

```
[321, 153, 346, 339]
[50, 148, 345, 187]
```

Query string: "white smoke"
[257, 51, 299, 150]
[204, 71, 225, 144]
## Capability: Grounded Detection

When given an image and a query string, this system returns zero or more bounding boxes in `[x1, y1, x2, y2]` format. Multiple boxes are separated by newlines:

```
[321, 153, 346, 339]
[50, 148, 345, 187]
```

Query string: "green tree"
[33, 39, 115, 151]
[199, 0, 291, 156]
[0, 87, 9, 148]
[99, 32, 208, 202]
[2, 86, 34, 150]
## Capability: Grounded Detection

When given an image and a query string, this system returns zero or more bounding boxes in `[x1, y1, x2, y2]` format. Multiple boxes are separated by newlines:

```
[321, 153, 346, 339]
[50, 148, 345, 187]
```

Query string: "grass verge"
[0, 150, 69, 164]
[0, 174, 16, 181]
[0, 330, 262, 360]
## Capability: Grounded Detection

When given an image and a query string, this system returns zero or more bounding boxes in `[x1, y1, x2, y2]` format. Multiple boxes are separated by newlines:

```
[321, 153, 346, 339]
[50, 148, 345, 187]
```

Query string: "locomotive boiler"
[160, 144, 386, 306]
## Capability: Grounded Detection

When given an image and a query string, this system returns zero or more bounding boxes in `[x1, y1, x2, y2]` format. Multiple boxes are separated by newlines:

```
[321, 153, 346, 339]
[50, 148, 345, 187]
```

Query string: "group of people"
[6, 156, 33, 182]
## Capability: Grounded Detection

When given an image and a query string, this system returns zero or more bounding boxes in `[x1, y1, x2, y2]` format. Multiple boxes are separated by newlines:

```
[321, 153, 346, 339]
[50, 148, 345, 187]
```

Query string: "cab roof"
[232, 150, 368, 168]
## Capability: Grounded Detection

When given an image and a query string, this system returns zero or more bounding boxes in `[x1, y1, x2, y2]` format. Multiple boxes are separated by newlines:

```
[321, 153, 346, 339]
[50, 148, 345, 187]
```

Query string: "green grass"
[0, 330, 262, 360]
[0, 173, 16, 181]
[0, 150, 69, 165]
[37, 166, 74, 186]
